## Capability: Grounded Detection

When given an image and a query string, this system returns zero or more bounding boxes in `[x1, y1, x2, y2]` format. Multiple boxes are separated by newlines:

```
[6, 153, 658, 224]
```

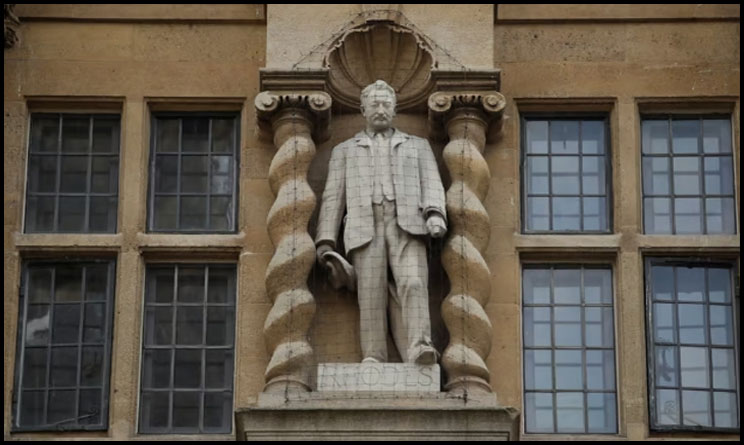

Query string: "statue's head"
[360, 80, 396, 132]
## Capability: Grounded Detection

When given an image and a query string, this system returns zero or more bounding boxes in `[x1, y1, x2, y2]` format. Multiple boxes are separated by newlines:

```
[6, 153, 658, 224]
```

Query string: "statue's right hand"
[316, 244, 333, 265]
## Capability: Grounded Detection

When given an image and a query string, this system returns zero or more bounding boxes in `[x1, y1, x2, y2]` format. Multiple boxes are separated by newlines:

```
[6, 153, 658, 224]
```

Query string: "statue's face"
[362, 88, 396, 131]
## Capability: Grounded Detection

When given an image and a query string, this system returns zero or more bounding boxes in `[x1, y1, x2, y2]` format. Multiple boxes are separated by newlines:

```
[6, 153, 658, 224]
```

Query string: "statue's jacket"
[316, 129, 447, 255]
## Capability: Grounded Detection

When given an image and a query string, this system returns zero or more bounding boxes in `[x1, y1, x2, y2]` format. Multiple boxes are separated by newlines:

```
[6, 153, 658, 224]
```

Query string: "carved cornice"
[428, 91, 506, 141]
[4, 4, 20, 49]
[255, 91, 332, 142]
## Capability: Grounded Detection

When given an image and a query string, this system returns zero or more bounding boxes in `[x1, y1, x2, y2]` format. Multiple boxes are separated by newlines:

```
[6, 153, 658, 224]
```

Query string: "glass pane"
[644, 197, 672, 234]
[62, 117, 90, 153]
[586, 350, 615, 390]
[523, 269, 551, 304]
[20, 391, 45, 427]
[25, 305, 50, 346]
[711, 349, 735, 390]
[211, 156, 233, 194]
[656, 389, 680, 425]
[525, 392, 554, 433]
[651, 266, 674, 301]
[156, 119, 179, 152]
[153, 196, 177, 230]
[587, 393, 616, 433]
[144, 307, 173, 345]
[208, 267, 234, 303]
[550, 121, 579, 154]
[526, 120, 548, 154]
[705, 198, 735, 234]
[556, 392, 585, 433]
[653, 303, 676, 343]
[26, 196, 56, 232]
[704, 157, 734, 195]
[180, 196, 207, 230]
[582, 197, 607, 231]
[682, 390, 711, 427]
[60, 156, 88, 193]
[182, 118, 209, 152]
[176, 306, 203, 345]
[155, 155, 178, 193]
[524, 308, 551, 347]
[583, 269, 611, 304]
[204, 392, 232, 431]
[555, 350, 582, 390]
[91, 156, 118, 193]
[29, 268, 53, 303]
[55, 265, 83, 302]
[524, 350, 553, 390]
[582, 156, 605, 194]
[674, 198, 702, 234]
[584, 307, 613, 348]
[551, 156, 580, 195]
[212, 118, 234, 153]
[142, 350, 171, 388]
[552, 197, 580, 231]
[30, 116, 60, 152]
[709, 305, 733, 346]
[702, 119, 732, 154]
[553, 269, 581, 304]
[52, 304, 81, 344]
[147, 267, 174, 303]
[673, 157, 701, 195]
[678, 304, 706, 344]
[50, 347, 78, 387]
[526, 197, 550, 230]
[655, 346, 678, 386]
[58, 196, 86, 232]
[48, 390, 76, 424]
[708, 268, 731, 303]
[554, 306, 581, 347]
[713, 392, 738, 428]
[210, 197, 231, 231]
[680, 347, 709, 388]
[172, 392, 200, 430]
[23, 348, 48, 388]
[83, 303, 105, 343]
[140, 391, 169, 430]
[672, 120, 700, 154]
[89, 196, 116, 233]
[527, 156, 549, 195]
[85, 265, 108, 301]
[79, 389, 102, 425]
[27, 155, 58, 193]
[92, 118, 119, 154]
[206, 350, 233, 389]
[207, 307, 234, 346]
[178, 267, 204, 303]
[676, 267, 704, 302]
[642, 120, 669, 154]
[643, 157, 671, 195]
[80, 346, 103, 386]
[581, 121, 605, 154]
[181, 155, 208, 193]
[174, 349, 202, 388]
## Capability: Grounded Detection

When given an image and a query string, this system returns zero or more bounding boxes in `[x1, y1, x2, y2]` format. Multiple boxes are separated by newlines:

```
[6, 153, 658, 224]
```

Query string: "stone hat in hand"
[322, 251, 356, 292]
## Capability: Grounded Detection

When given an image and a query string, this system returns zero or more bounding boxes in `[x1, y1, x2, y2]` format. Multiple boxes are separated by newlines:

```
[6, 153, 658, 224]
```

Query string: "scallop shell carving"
[324, 23, 436, 111]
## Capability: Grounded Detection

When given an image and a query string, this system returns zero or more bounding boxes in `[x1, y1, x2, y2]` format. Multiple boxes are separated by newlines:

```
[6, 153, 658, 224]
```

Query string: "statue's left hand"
[426, 215, 447, 238]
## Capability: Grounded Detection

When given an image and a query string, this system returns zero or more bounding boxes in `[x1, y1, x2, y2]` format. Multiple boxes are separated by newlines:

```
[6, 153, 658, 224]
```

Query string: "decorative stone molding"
[255, 91, 332, 393]
[4, 4, 20, 49]
[427, 91, 506, 395]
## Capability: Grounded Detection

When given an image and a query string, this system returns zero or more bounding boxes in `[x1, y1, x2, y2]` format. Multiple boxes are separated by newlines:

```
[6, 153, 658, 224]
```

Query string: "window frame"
[147, 112, 240, 234]
[644, 257, 740, 433]
[520, 114, 613, 234]
[11, 259, 116, 432]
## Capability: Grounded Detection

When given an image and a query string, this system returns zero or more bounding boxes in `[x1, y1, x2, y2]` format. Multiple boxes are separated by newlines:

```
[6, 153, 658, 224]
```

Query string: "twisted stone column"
[255, 91, 331, 393]
[428, 92, 506, 395]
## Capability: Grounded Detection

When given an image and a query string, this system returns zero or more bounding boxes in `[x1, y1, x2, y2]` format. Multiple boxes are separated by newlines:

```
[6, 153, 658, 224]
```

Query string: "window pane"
[23, 348, 48, 388]
[705, 198, 735, 234]
[174, 350, 202, 388]
[208, 268, 234, 303]
[523, 269, 551, 304]
[211, 156, 233, 194]
[141, 391, 169, 430]
[702, 119, 731, 153]
[26, 196, 56, 232]
[672, 157, 701, 195]
[554, 306, 581, 347]
[172, 392, 200, 430]
[176, 307, 203, 345]
[79, 389, 102, 425]
[156, 119, 179, 152]
[526, 197, 549, 230]
[206, 351, 233, 389]
[52, 304, 81, 344]
[713, 392, 737, 428]
[178, 267, 204, 303]
[153, 196, 177, 230]
[655, 346, 678, 387]
[680, 347, 709, 388]
[553, 269, 580, 304]
[210, 197, 231, 231]
[180, 196, 206, 230]
[524, 307, 551, 347]
[30, 116, 60, 152]
[586, 350, 615, 390]
[643, 120, 669, 154]
[581, 121, 605, 154]
[27, 155, 58, 193]
[644, 197, 672, 234]
[81, 346, 103, 386]
[711, 349, 735, 390]
[676, 267, 704, 302]
[206, 307, 234, 346]
[48, 390, 76, 424]
[582, 197, 607, 231]
[551, 156, 580, 195]
[25, 305, 50, 346]
[148, 268, 174, 303]
[204, 392, 231, 431]
[182, 118, 209, 152]
[212, 118, 234, 153]
[674, 198, 702, 234]
[552, 197, 580, 231]
[584, 307, 613, 348]
[707, 268, 731, 303]
[144, 307, 173, 345]
[525, 393, 554, 433]
[83, 303, 105, 343]
[556, 393, 585, 433]
[671, 120, 700, 154]
[682, 390, 711, 427]
[92, 118, 119, 154]
[526, 121, 548, 154]
[142, 350, 171, 389]
[643, 157, 670, 196]
[89, 196, 117, 232]
[60, 156, 88, 193]
[527, 156, 549, 195]
[653, 303, 676, 343]
[55, 265, 83, 302]
[20, 391, 45, 427]
[550, 121, 579, 154]
[651, 266, 674, 301]
[555, 350, 582, 390]
[155, 155, 178, 193]
[85, 265, 108, 301]
[656, 389, 680, 425]
[181, 155, 208, 193]
[703, 157, 734, 195]
[29, 268, 53, 303]
[62, 117, 89, 153]
[583, 269, 611, 304]
[91, 157, 118, 193]
[58, 196, 86, 232]
[587, 393, 616, 433]
[524, 349, 553, 390]
[709, 306, 733, 346]
[678, 304, 706, 345]
[50, 347, 78, 387]
[582, 156, 605, 194]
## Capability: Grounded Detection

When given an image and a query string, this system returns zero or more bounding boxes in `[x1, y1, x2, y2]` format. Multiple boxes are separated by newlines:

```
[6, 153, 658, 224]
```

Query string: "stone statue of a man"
[316, 80, 447, 365]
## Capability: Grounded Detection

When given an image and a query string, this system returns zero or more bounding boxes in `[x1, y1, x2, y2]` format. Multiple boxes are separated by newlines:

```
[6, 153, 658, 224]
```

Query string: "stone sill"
[515, 234, 622, 255]
[636, 234, 740, 254]
[14, 233, 123, 252]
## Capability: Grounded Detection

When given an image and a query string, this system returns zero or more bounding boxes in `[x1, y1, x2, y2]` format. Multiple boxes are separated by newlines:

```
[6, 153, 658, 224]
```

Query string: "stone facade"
[4, 4, 740, 441]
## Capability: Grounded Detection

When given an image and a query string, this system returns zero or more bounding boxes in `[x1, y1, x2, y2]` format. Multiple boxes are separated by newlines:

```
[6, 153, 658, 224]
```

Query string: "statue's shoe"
[412, 346, 438, 365]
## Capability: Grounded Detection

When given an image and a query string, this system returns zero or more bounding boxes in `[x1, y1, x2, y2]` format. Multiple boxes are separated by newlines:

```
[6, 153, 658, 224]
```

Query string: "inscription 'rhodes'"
[316, 363, 440, 392]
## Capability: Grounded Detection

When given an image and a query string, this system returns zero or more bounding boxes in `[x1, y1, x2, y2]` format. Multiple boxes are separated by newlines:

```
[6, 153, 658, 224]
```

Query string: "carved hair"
[360, 80, 397, 110]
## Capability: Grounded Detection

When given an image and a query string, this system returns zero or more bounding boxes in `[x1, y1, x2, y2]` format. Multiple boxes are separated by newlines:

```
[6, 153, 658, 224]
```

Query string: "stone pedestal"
[316, 363, 440, 392]
[236, 392, 519, 441]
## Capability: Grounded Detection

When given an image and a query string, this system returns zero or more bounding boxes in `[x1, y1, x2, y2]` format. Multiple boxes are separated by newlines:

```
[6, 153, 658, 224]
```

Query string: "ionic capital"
[255, 91, 332, 142]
